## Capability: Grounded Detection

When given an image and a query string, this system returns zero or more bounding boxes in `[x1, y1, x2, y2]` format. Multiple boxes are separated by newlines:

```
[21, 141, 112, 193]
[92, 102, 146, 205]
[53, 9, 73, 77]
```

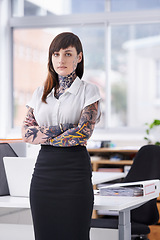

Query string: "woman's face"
[52, 46, 82, 76]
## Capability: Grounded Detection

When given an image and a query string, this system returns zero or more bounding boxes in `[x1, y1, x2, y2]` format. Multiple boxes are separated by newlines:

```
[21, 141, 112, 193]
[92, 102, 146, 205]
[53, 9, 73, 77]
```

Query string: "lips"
[58, 66, 67, 69]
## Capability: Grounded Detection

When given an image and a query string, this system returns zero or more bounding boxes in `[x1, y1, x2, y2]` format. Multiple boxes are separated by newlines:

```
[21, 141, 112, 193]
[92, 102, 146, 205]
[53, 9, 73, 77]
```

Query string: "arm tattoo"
[50, 101, 98, 147]
[22, 107, 77, 145]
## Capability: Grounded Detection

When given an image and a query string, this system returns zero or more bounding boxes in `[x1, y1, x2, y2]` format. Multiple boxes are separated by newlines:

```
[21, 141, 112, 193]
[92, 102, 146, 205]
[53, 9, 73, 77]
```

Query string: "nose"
[59, 55, 65, 64]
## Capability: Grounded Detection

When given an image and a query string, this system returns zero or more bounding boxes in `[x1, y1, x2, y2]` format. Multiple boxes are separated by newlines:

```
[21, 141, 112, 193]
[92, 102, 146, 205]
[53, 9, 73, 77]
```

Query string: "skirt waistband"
[40, 144, 87, 152]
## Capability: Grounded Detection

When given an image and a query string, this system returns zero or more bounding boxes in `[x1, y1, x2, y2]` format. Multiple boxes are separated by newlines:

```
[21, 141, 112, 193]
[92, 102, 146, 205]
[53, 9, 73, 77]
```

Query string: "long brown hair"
[42, 32, 84, 103]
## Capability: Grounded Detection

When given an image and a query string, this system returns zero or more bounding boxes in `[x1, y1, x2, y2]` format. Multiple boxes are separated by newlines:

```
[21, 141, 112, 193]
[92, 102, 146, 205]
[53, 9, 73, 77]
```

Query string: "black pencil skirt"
[30, 145, 94, 240]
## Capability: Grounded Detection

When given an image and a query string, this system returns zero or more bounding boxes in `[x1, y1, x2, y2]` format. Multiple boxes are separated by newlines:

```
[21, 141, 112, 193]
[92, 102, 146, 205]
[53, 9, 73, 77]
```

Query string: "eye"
[53, 52, 59, 57]
[66, 53, 71, 57]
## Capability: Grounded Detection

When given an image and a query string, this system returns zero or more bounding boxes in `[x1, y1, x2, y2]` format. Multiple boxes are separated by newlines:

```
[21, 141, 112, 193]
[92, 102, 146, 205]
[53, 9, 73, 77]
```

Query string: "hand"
[24, 116, 38, 127]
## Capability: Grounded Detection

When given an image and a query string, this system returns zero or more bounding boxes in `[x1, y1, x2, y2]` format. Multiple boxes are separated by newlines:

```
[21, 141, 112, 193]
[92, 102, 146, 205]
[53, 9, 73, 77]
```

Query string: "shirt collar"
[48, 77, 82, 98]
[67, 77, 82, 95]
[47, 77, 82, 97]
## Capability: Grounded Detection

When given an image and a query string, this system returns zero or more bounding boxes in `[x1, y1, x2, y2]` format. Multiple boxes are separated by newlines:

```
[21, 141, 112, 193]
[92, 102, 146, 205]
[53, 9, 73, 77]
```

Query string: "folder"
[99, 179, 160, 197]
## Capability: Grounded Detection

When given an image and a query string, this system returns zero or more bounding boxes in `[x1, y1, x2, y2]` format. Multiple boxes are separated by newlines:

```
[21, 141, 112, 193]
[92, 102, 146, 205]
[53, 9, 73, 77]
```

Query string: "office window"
[111, 0, 160, 12]
[11, 0, 106, 17]
[12, 23, 160, 129]
[13, 26, 105, 128]
[1, 0, 159, 137]
[111, 23, 160, 127]
[156, 60, 160, 98]
[12, 0, 160, 16]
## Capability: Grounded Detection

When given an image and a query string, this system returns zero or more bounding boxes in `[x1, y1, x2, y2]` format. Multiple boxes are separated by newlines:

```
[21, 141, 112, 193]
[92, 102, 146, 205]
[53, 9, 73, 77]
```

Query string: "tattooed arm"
[22, 107, 77, 145]
[49, 101, 98, 147]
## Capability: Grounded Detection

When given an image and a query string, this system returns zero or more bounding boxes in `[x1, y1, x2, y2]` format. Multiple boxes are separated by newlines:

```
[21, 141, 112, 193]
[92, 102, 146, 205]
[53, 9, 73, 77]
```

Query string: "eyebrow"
[64, 49, 73, 52]
[53, 49, 73, 53]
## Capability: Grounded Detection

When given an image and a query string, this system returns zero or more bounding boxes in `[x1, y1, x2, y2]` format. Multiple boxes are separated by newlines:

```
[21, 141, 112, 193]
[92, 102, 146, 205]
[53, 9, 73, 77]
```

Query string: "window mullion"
[105, 22, 111, 129]
[0, 0, 12, 137]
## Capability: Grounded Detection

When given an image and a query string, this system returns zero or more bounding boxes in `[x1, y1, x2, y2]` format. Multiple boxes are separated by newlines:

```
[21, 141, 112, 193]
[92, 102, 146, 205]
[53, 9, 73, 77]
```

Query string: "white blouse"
[27, 77, 101, 127]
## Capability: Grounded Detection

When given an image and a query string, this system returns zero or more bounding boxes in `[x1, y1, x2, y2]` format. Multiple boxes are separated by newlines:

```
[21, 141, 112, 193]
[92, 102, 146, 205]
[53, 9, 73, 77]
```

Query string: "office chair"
[91, 144, 160, 240]
[0, 143, 18, 195]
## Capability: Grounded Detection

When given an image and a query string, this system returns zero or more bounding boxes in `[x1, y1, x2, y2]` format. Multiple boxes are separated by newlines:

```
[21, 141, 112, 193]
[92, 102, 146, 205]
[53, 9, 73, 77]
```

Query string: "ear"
[77, 52, 83, 63]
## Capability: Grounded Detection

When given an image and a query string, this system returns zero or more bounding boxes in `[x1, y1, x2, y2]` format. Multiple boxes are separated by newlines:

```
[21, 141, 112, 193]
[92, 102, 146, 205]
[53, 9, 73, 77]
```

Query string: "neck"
[58, 71, 77, 90]
[55, 71, 77, 99]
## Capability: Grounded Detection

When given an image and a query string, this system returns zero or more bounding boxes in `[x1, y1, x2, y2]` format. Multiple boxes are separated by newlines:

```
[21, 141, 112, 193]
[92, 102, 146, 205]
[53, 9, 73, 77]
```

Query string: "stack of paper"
[99, 179, 159, 197]
[100, 186, 143, 197]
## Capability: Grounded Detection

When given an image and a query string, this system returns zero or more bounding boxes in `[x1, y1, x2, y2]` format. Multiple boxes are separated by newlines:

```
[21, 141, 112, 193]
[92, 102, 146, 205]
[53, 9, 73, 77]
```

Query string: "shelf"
[91, 159, 133, 166]
[0, 139, 23, 143]
[89, 148, 136, 172]
[88, 147, 139, 154]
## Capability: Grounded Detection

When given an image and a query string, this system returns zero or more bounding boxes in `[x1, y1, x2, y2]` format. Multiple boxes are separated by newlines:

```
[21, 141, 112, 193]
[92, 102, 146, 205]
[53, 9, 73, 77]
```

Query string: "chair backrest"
[0, 143, 18, 195]
[123, 144, 160, 225]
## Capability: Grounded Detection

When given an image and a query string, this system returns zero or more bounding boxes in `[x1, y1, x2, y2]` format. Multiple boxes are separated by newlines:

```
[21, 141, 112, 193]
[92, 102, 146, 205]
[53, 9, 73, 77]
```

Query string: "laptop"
[3, 157, 36, 197]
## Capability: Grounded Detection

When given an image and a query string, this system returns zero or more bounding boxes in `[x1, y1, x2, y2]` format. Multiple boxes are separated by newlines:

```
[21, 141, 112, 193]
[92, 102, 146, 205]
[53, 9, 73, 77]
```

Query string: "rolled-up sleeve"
[26, 87, 40, 109]
[84, 83, 101, 123]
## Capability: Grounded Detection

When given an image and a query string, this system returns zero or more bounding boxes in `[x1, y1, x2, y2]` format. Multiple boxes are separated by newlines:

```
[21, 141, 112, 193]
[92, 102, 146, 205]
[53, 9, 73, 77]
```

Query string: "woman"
[22, 32, 101, 240]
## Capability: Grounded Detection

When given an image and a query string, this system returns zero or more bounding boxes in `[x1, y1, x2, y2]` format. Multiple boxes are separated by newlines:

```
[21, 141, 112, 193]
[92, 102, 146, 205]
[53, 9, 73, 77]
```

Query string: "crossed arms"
[22, 101, 98, 147]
